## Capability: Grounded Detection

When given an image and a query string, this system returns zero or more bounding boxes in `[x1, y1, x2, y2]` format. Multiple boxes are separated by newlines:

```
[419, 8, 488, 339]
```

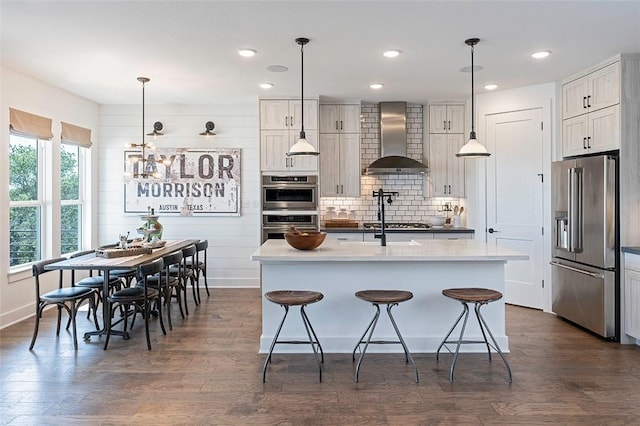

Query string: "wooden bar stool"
[263, 290, 325, 382]
[352, 290, 418, 383]
[436, 287, 512, 382]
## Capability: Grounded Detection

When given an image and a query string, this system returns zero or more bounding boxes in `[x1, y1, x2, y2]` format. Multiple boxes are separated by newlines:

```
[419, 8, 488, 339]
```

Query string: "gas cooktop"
[362, 222, 432, 230]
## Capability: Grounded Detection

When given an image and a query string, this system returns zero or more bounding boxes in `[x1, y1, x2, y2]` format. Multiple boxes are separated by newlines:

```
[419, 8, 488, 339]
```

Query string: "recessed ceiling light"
[370, 83, 384, 90]
[238, 48, 257, 57]
[267, 65, 289, 73]
[484, 83, 498, 90]
[259, 83, 274, 89]
[383, 50, 401, 58]
[531, 50, 551, 59]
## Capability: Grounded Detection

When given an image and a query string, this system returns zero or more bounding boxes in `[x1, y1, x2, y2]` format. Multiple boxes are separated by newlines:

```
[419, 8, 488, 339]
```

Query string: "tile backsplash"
[320, 103, 461, 224]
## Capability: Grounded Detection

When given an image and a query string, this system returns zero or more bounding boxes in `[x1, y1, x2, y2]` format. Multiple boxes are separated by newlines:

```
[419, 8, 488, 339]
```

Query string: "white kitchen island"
[250, 239, 527, 354]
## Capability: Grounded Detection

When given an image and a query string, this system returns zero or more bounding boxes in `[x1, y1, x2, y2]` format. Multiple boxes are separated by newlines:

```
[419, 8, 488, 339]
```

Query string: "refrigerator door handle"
[550, 261, 604, 279]
[568, 167, 583, 253]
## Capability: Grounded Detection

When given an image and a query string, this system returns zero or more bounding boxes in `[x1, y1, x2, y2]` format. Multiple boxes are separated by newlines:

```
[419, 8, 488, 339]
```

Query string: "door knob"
[488, 228, 497, 233]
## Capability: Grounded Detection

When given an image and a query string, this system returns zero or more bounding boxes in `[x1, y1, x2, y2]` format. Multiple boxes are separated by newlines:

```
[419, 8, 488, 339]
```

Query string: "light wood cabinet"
[624, 252, 640, 339]
[260, 99, 318, 172]
[562, 62, 620, 120]
[260, 129, 318, 172]
[319, 133, 360, 196]
[319, 104, 360, 133]
[561, 61, 621, 157]
[429, 104, 465, 133]
[428, 133, 466, 197]
[562, 105, 620, 157]
[260, 99, 318, 130]
[319, 103, 361, 197]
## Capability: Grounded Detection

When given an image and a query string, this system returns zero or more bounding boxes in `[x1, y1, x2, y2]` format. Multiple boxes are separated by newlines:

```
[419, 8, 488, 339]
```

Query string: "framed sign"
[124, 148, 241, 216]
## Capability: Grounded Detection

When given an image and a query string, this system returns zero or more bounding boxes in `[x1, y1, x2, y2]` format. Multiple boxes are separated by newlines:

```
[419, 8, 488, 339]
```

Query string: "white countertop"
[251, 239, 528, 262]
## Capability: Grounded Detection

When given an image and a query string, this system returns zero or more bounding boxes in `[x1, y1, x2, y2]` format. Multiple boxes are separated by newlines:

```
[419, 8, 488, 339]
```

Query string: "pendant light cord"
[299, 40, 305, 139]
[470, 42, 476, 139]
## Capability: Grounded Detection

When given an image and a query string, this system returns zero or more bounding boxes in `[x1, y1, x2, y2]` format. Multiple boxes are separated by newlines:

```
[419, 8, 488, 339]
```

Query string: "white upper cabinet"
[561, 60, 624, 157]
[429, 104, 465, 134]
[318, 103, 361, 197]
[562, 62, 620, 120]
[319, 104, 360, 133]
[428, 133, 466, 197]
[260, 99, 318, 130]
[319, 133, 360, 197]
[260, 99, 319, 172]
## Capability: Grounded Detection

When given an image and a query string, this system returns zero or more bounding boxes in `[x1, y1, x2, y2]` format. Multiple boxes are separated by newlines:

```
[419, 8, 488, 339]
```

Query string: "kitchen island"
[250, 239, 527, 354]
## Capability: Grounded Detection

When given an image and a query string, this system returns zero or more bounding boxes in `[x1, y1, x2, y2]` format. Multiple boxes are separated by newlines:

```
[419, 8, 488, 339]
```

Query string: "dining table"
[44, 239, 199, 341]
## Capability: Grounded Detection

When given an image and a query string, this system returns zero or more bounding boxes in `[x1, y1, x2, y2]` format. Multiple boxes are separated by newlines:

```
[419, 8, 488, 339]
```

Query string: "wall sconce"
[146, 121, 164, 137]
[199, 121, 216, 136]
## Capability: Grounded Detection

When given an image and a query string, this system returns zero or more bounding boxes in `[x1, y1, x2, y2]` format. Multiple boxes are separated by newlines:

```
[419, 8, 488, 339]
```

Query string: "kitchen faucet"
[373, 188, 398, 246]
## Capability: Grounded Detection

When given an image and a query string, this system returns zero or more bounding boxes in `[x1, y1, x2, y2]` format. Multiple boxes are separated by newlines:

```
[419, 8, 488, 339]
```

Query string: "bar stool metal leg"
[300, 305, 323, 381]
[475, 302, 513, 382]
[386, 303, 419, 383]
[262, 305, 290, 383]
[437, 300, 512, 383]
[262, 301, 324, 383]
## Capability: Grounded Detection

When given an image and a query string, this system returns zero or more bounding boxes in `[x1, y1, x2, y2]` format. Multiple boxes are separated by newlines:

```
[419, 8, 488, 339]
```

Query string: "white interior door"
[486, 109, 544, 308]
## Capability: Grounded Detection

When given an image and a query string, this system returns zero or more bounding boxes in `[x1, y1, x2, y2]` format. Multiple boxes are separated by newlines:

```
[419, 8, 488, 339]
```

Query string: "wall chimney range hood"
[364, 102, 429, 175]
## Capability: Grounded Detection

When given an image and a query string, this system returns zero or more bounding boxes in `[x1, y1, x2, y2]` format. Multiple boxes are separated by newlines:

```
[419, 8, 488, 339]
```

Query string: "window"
[9, 134, 43, 266]
[60, 143, 83, 254]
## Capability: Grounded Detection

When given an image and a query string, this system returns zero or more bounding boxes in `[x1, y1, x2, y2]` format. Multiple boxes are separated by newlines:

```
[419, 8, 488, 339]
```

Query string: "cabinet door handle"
[448, 185, 451, 194]
[335, 120, 339, 130]
[443, 185, 447, 194]
[448, 121, 451, 130]
[340, 120, 343, 130]
[587, 95, 591, 108]
[583, 96, 587, 109]
[583, 137, 587, 149]
[336, 185, 339, 194]
[587, 136, 591, 148]
[341, 184, 344, 194]
[444, 120, 447, 130]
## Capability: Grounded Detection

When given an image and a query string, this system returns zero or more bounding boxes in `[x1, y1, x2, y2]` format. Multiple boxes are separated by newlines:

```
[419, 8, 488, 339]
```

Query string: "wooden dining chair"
[169, 244, 198, 315]
[30, 257, 97, 351]
[189, 240, 210, 300]
[145, 250, 184, 330]
[104, 258, 167, 350]
[69, 250, 123, 327]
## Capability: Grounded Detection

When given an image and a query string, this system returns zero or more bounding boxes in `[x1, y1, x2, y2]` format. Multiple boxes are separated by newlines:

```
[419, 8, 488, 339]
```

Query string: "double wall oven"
[261, 175, 318, 242]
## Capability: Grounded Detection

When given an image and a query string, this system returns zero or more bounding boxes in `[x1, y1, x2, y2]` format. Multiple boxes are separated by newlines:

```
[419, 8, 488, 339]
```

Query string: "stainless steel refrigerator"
[551, 154, 618, 339]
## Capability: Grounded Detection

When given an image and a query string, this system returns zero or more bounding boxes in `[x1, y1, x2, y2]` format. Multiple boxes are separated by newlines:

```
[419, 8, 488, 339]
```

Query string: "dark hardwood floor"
[2, 288, 640, 425]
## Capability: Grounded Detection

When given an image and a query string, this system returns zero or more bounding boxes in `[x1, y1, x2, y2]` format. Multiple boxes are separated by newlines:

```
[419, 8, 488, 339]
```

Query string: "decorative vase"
[138, 208, 163, 242]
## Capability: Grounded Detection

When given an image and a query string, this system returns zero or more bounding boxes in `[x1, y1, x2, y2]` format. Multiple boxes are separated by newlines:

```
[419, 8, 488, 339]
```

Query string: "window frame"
[60, 141, 86, 256]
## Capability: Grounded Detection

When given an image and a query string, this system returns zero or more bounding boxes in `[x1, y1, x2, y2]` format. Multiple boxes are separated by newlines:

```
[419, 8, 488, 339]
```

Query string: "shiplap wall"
[98, 103, 261, 288]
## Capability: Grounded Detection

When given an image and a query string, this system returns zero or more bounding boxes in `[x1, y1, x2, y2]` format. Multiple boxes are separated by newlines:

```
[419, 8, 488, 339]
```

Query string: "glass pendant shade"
[288, 132, 317, 155]
[456, 132, 490, 158]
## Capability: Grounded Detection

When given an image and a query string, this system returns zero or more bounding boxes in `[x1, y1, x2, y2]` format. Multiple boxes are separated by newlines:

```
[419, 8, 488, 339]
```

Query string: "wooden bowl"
[284, 231, 327, 250]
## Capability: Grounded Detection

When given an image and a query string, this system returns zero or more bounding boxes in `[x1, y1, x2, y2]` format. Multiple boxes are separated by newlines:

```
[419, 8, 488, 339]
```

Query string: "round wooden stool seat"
[442, 288, 502, 304]
[265, 290, 324, 307]
[355, 290, 413, 304]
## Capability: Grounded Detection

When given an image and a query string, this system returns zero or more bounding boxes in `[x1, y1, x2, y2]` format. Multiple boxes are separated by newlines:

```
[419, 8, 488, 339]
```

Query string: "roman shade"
[61, 121, 93, 148]
[9, 108, 53, 140]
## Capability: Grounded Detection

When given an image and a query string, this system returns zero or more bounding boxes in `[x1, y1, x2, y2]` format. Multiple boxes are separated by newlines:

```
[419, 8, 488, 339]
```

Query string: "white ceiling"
[2, 0, 639, 105]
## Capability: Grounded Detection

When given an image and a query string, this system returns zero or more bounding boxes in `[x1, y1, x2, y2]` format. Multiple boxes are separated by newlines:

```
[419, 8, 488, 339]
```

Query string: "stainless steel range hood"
[364, 101, 429, 175]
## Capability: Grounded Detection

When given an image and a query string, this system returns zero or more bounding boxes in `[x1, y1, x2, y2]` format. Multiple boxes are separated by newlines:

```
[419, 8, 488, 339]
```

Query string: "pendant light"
[456, 38, 491, 158]
[287, 37, 319, 157]
[126, 77, 164, 178]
